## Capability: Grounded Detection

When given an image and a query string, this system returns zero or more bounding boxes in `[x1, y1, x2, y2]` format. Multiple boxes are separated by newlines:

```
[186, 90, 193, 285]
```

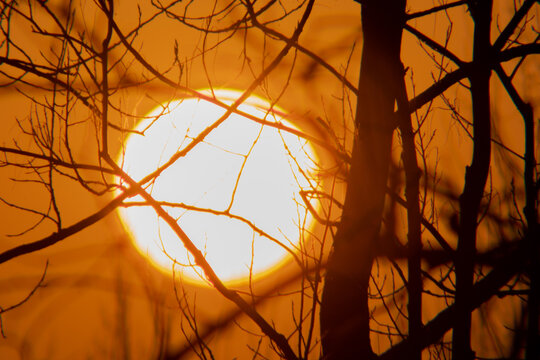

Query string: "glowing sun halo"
[116, 89, 318, 285]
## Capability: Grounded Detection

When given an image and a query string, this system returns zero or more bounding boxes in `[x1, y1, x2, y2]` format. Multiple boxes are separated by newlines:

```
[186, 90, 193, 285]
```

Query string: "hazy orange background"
[0, 0, 538, 359]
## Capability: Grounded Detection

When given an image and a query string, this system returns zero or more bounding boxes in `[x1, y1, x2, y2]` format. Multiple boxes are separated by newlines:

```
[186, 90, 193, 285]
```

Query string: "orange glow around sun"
[116, 89, 319, 285]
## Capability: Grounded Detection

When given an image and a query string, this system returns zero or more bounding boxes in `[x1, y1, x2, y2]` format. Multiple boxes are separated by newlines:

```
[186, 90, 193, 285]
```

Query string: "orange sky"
[1, 0, 538, 359]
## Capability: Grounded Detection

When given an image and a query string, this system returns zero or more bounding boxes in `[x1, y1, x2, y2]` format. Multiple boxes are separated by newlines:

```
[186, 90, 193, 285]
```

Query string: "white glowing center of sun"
[117, 89, 317, 285]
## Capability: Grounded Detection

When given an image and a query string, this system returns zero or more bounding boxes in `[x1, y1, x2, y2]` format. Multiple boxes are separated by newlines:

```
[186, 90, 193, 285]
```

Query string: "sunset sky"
[0, 0, 538, 359]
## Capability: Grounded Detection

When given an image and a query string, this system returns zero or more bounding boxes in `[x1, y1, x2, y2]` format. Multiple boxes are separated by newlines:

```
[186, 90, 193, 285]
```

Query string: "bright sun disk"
[116, 89, 319, 285]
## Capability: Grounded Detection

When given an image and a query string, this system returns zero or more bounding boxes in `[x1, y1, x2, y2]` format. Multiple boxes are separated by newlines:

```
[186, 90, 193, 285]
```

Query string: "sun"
[116, 89, 319, 285]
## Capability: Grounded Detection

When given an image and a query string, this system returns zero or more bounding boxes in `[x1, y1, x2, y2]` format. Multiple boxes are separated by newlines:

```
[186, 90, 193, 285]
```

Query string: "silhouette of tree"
[0, 0, 538, 359]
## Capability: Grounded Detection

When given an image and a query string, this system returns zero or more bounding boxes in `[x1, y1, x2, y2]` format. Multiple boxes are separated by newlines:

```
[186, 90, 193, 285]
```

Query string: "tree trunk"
[320, 1, 405, 359]
[452, 1, 493, 359]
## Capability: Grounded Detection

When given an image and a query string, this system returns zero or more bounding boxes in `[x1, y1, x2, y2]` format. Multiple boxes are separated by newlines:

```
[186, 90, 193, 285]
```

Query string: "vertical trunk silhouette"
[452, 1, 493, 359]
[320, 1, 406, 358]
[397, 67, 423, 360]
[524, 102, 539, 360]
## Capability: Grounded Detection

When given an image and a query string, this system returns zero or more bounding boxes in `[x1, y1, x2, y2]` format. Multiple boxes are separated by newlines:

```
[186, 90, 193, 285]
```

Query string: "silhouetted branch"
[381, 240, 528, 360]
[0, 260, 48, 337]
[404, 24, 464, 66]
[492, 0, 538, 51]
[406, 0, 468, 21]
[0, 192, 128, 265]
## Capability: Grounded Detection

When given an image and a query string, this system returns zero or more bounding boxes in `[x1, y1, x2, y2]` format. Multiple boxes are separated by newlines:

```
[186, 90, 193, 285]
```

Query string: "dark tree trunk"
[320, 1, 406, 359]
[452, 1, 493, 359]
[397, 66, 423, 360]
[525, 107, 539, 360]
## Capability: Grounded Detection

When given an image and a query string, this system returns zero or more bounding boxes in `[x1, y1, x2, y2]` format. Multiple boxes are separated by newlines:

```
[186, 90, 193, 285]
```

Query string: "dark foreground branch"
[0, 193, 128, 265]
[380, 240, 527, 360]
